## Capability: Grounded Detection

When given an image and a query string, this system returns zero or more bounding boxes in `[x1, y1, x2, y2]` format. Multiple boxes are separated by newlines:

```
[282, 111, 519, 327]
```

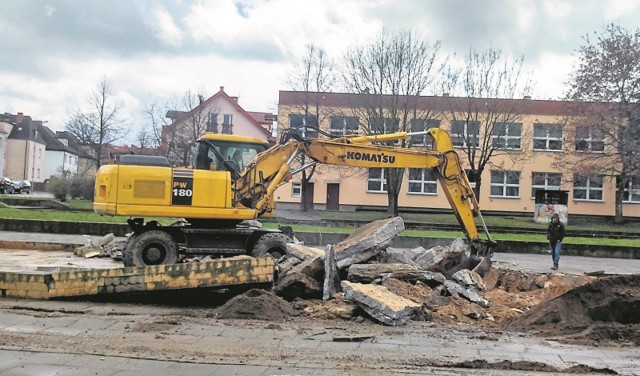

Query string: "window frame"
[490, 170, 521, 198]
[531, 172, 562, 198]
[367, 168, 387, 193]
[573, 174, 604, 201]
[289, 113, 319, 138]
[533, 123, 564, 151]
[575, 126, 605, 153]
[291, 182, 302, 198]
[409, 118, 440, 148]
[407, 168, 438, 195]
[329, 116, 359, 136]
[491, 122, 523, 150]
[368, 117, 400, 135]
[623, 177, 640, 203]
[451, 120, 480, 148]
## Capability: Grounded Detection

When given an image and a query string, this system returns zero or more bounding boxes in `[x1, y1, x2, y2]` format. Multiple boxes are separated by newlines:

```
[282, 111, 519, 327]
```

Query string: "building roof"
[246, 111, 277, 129]
[38, 124, 71, 152]
[278, 91, 592, 117]
[166, 87, 272, 137]
[5, 113, 47, 144]
[55, 131, 95, 159]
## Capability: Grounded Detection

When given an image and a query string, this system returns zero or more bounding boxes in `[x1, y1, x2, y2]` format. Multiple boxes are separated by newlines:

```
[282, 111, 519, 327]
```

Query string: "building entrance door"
[326, 183, 340, 211]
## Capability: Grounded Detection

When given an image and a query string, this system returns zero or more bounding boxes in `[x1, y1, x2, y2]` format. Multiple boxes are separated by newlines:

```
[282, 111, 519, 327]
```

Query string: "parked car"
[0, 177, 14, 194]
[10, 179, 31, 194]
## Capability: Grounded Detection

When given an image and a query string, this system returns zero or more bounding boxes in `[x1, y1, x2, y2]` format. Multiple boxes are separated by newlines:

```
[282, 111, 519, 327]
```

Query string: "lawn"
[2, 198, 639, 247]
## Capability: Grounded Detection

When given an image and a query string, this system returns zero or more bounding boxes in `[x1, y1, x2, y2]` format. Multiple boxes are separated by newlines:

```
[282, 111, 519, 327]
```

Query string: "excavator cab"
[193, 134, 269, 178]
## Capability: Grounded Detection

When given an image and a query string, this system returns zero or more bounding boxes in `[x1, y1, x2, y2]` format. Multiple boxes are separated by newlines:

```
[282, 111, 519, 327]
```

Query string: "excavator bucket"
[463, 242, 495, 277]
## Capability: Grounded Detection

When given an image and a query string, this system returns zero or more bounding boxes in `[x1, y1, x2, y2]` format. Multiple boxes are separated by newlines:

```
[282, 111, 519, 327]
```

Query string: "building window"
[209, 113, 218, 132]
[533, 123, 563, 151]
[329, 116, 359, 136]
[623, 177, 640, 203]
[575, 126, 605, 153]
[222, 114, 233, 134]
[292, 182, 302, 198]
[369, 117, 400, 135]
[465, 170, 478, 189]
[492, 122, 522, 150]
[573, 175, 603, 201]
[367, 168, 387, 193]
[289, 114, 318, 138]
[490, 170, 520, 197]
[531, 172, 562, 197]
[410, 119, 440, 148]
[451, 121, 480, 148]
[408, 168, 438, 194]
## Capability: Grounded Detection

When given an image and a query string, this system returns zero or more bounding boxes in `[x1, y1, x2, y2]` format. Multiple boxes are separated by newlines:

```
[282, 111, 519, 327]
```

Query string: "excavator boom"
[233, 128, 495, 258]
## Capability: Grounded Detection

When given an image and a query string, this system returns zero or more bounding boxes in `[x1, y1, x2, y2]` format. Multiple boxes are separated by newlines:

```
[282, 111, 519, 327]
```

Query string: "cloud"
[2, 0, 640, 145]
[146, 5, 184, 47]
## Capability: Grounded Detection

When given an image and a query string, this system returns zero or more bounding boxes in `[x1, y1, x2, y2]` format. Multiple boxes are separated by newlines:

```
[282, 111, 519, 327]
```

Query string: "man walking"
[547, 213, 565, 270]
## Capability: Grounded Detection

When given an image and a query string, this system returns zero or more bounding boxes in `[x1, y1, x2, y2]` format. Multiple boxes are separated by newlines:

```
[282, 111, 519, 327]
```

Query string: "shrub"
[46, 177, 71, 202]
[70, 176, 95, 200]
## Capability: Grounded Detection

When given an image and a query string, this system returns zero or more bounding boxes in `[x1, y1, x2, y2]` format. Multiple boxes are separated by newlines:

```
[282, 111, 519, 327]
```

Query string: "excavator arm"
[233, 128, 495, 257]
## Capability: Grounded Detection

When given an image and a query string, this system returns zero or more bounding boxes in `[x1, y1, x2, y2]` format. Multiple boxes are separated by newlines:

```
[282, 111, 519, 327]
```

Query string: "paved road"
[492, 252, 640, 275]
[0, 299, 638, 376]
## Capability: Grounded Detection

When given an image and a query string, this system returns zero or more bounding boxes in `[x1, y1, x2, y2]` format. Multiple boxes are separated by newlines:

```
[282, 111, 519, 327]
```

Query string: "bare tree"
[286, 44, 335, 211]
[341, 29, 444, 216]
[563, 23, 640, 222]
[440, 46, 533, 201]
[66, 78, 128, 168]
[164, 90, 215, 166]
[141, 95, 180, 158]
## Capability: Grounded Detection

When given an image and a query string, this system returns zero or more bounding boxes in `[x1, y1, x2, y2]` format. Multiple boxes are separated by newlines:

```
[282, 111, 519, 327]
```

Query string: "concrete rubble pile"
[74, 233, 125, 260]
[273, 217, 492, 326]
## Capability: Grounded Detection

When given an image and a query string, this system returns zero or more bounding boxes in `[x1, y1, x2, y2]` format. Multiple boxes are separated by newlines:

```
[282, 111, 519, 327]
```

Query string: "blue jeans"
[550, 241, 561, 266]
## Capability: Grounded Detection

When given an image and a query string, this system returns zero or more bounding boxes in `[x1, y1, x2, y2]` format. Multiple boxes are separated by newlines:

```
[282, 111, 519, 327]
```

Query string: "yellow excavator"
[94, 127, 495, 271]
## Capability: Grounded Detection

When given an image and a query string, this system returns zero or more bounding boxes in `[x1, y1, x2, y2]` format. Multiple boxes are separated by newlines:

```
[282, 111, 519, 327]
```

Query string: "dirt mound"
[510, 274, 640, 345]
[214, 289, 296, 320]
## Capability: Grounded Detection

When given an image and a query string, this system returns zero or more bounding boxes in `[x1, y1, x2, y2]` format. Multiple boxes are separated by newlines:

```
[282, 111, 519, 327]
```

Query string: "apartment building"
[275, 91, 640, 219]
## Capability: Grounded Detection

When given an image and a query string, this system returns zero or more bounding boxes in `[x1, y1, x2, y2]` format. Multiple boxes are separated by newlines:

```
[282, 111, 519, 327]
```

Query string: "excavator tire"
[123, 230, 178, 267]
[251, 233, 289, 259]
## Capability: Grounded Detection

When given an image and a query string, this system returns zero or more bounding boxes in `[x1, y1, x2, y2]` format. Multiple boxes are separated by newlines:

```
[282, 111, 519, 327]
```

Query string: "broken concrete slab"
[452, 269, 487, 291]
[379, 246, 424, 265]
[381, 277, 432, 305]
[443, 280, 490, 308]
[95, 233, 115, 247]
[274, 272, 322, 301]
[286, 243, 325, 261]
[334, 217, 405, 270]
[346, 263, 445, 287]
[413, 239, 468, 273]
[341, 280, 421, 326]
[277, 256, 302, 275]
[323, 245, 340, 301]
[274, 256, 324, 300]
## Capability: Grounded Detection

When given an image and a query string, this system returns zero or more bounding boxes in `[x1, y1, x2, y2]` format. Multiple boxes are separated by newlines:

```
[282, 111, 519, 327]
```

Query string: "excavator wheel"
[251, 233, 289, 259]
[123, 230, 178, 267]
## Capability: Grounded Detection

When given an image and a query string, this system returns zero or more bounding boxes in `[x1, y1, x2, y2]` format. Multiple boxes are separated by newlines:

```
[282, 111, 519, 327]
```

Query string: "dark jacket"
[547, 221, 565, 245]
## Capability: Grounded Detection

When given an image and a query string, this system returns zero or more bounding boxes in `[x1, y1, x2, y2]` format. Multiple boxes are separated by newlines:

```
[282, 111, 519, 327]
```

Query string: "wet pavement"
[0, 229, 639, 375]
[0, 298, 638, 375]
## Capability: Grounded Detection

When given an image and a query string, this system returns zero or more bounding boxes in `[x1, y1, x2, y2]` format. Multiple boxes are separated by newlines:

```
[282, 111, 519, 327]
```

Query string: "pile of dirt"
[509, 274, 640, 345]
[213, 289, 296, 321]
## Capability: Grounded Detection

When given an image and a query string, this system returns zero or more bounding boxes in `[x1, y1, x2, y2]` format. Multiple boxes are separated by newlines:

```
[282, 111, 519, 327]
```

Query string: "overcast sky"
[1, 0, 639, 144]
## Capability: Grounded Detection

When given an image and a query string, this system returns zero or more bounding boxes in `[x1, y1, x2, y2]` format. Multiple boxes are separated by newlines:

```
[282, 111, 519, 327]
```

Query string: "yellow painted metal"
[92, 129, 484, 247]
